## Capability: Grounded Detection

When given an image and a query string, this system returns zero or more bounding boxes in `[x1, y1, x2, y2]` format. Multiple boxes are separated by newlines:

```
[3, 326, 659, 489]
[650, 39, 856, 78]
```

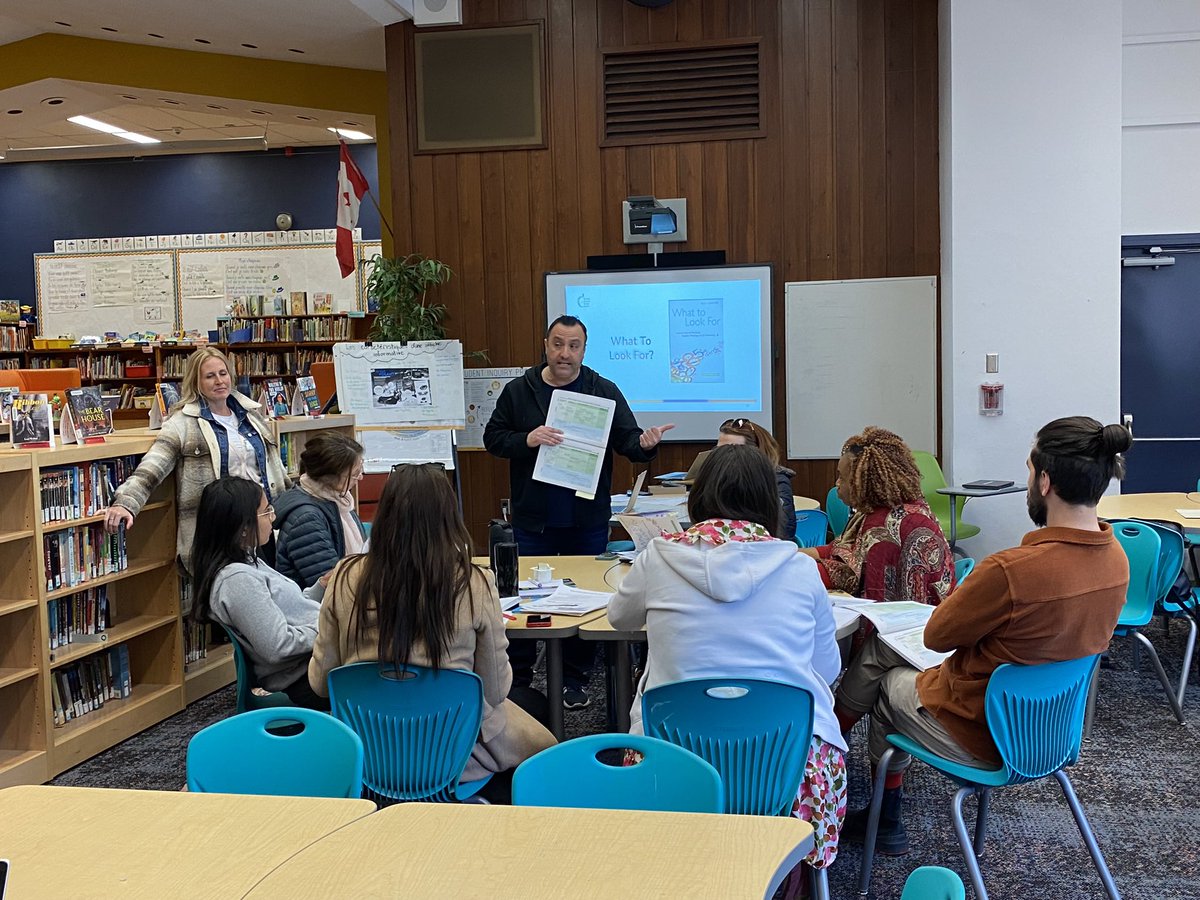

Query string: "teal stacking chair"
[901, 866, 966, 900]
[219, 624, 293, 714]
[954, 557, 976, 584]
[643, 678, 824, 899]
[794, 509, 829, 548]
[1098, 520, 1190, 725]
[186, 708, 364, 798]
[607, 540, 636, 553]
[913, 451, 980, 544]
[327, 662, 490, 803]
[858, 656, 1117, 900]
[512, 733, 723, 813]
[825, 487, 850, 538]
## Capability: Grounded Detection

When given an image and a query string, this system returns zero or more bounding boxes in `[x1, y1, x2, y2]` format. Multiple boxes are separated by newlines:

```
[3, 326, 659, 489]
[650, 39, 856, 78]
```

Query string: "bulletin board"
[176, 244, 362, 331]
[35, 252, 178, 338]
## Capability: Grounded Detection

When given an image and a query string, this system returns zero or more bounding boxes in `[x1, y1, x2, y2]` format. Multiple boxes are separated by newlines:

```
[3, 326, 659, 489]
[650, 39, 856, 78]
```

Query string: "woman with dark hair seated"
[308, 463, 555, 800]
[609, 443, 847, 875]
[801, 426, 953, 604]
[191, 476, 327, 709]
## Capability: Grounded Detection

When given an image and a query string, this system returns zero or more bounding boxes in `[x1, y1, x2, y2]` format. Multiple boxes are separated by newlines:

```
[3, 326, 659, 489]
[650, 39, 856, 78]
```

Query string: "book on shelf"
[149, 382, 181, 429]
[40, 455, 139, 523]
[43, 522, 127, 592]
[50, 642, 131, 727]
[0, 299, 20, 324]
[831, 598, 952, 671]
[11, 392, 54, 448]
[312, 292, 333, 314]
[0, 385, 16, 423]
[290, 291, 308, 315]
[259, 377, 290, 419]
[48, 585, 111, 652]
[292, 375, 322, 417]
[60, 386, 114, 444]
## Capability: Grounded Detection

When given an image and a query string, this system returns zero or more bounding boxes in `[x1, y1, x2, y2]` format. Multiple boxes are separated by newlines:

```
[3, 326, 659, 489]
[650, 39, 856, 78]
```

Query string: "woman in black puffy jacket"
[273, 432, 367, 588]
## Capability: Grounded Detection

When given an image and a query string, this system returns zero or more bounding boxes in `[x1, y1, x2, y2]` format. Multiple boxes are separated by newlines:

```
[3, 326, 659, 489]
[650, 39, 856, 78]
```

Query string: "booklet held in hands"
[532, 391, 616, 498]
[832, 598, 951, 671]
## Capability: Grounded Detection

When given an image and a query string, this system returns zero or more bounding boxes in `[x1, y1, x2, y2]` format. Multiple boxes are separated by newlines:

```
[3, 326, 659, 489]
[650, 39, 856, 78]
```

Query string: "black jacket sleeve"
[483, 378, 539, 461]
[776, 467, 797, 540]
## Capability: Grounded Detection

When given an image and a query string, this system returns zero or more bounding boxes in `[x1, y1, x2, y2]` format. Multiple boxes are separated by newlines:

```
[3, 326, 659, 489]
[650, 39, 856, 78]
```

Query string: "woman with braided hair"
[801, 427, 953, 604]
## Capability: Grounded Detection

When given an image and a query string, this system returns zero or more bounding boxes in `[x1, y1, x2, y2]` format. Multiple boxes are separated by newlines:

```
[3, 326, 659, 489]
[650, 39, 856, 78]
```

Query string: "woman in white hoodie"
[609, 443, 847, 872]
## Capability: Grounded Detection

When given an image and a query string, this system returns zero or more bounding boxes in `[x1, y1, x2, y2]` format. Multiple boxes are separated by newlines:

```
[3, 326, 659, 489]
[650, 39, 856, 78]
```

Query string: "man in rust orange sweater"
[835, 416, 1132, 855]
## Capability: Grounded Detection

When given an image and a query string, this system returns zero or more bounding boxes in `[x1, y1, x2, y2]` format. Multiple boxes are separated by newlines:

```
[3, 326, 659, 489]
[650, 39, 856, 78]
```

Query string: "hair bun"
[1100, 423, 1132, 456]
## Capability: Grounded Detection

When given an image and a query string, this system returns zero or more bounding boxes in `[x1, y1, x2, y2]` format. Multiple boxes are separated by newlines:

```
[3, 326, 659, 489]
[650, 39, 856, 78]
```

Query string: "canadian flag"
[336, 141, 369, 278]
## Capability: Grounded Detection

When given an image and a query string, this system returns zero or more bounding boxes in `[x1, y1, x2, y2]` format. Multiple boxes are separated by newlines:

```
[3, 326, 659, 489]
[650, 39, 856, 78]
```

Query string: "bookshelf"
[0, 437, 192, 787]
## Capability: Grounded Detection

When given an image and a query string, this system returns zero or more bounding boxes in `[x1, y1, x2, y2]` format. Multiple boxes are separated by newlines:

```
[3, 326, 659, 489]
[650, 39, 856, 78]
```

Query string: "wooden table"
[1098, 491, 1200, 534]
[0, 785, 376, 899]
[477, 555, 618, 739]
[244, 802, 815, 899]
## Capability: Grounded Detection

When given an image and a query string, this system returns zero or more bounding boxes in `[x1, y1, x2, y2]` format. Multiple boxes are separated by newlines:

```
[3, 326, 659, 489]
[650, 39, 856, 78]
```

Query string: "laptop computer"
[656, 450, 711, 486]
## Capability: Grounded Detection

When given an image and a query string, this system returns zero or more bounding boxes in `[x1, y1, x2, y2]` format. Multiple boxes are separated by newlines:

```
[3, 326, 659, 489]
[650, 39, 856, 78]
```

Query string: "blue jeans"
[510, 524, 609, 690]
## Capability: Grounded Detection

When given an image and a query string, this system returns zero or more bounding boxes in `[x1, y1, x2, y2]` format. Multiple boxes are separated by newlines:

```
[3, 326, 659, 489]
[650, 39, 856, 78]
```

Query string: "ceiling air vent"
[601, 39, 762, 146]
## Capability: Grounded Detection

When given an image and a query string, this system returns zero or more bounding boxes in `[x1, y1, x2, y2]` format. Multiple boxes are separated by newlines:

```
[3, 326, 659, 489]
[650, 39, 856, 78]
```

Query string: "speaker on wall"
[413, 0, 462, 26]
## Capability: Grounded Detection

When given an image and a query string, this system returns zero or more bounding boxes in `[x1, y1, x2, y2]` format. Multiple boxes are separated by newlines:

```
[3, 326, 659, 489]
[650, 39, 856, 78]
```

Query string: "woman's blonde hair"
[178, 347, 238, 410]
[839, 426, 923, 511]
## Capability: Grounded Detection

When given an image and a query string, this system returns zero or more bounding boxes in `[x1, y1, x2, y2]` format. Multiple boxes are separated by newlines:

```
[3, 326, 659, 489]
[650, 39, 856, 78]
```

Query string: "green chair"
[219, 624, 293, 714]
[913, 451, 980, 544]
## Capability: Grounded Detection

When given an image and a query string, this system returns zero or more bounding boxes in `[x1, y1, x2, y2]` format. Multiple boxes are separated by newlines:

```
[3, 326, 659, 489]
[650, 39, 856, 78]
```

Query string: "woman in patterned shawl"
[801, 427, 954, 604]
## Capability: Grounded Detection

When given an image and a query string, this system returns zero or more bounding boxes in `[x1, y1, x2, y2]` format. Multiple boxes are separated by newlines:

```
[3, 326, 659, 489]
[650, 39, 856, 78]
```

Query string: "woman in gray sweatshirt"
[191, 476, 327, 709]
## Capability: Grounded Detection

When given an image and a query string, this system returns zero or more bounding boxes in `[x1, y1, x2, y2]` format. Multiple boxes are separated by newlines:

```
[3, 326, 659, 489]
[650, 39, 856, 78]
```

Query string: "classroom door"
[1120, 234, 1200, 493]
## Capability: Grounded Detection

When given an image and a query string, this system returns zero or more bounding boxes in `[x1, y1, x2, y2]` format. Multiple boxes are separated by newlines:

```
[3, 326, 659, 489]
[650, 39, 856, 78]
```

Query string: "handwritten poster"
[334, 340, 466, 427]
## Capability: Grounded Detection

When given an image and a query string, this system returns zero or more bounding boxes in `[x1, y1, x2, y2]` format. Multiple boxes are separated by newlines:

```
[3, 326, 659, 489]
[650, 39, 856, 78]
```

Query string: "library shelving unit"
[274, 414, 358, 481]
[0, 435, 188, 788]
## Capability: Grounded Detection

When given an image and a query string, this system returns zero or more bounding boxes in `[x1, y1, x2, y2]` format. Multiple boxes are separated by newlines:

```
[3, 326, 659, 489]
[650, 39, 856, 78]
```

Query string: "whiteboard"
[177, 245, 362, 331]
[36, 252, 177, 338]
[785, 276, 937, 458]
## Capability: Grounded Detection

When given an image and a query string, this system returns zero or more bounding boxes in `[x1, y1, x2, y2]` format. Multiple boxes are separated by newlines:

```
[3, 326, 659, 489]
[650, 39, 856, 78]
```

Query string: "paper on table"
[610, 495, 688, 515]
[521, 585, 613, 616]
[617, 513, 683, 551]
[832, 606, 860, 634]
[1176, 509, 1200, 519]
[532, 391, 616, 495]
[618, 471, 648, 514]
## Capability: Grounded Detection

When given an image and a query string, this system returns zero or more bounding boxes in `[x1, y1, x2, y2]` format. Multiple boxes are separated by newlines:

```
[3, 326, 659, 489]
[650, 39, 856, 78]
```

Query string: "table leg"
[545, 638, 564, 740]
[948, 495, 958, 549]
[613, 640, 632, 733]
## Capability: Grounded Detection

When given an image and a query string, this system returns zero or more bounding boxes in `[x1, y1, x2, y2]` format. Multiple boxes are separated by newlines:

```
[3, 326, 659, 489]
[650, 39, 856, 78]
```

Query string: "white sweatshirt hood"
[654, 538, 801, 602]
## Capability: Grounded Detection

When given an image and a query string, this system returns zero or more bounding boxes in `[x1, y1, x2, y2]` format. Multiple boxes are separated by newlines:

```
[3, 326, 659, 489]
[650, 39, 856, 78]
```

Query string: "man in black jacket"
[484, 315, 673, 708]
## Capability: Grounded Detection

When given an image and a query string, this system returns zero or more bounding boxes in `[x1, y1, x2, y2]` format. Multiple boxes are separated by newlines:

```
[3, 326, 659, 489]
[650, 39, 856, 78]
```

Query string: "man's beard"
[1027, 490, 1048, 527]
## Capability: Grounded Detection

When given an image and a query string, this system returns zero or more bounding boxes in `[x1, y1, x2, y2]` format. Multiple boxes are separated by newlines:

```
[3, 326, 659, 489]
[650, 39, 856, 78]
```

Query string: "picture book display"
[293, 375, 322, 417]
[60, 386, 113, 444]
[149, 382, 181, 429]
[260, 378, 290, 418]
[10, 393, 54, 448]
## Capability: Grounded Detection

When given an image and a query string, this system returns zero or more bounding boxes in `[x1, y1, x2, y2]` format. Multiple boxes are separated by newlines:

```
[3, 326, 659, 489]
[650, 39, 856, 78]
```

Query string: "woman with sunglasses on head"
[308, 463, 556, 801]
[190, 476, 328, 710]
[716, 417, 797, 539]
[273, 432, 367, 589]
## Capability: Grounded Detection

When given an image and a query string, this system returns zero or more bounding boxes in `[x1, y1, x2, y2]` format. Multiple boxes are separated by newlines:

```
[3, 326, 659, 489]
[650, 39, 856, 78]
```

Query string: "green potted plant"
[365, 253, 454, 342]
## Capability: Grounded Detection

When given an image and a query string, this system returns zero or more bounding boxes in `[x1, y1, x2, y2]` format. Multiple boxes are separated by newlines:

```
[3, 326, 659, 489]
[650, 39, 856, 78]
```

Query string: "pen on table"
[502, 611, 518, 621]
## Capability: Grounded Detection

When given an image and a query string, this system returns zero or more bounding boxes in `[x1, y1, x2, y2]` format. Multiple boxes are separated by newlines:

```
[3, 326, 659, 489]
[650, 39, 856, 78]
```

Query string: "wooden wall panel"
[383, 0, 940, 547]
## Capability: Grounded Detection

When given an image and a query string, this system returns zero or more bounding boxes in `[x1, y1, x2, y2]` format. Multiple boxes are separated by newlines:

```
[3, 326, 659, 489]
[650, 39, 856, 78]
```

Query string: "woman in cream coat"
[105, 347, 287, 572]
[309, 463, 554, 791]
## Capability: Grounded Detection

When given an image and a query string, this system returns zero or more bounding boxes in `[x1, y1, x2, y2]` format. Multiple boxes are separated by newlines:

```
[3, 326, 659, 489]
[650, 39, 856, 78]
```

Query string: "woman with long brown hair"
[308, 463, 555, 794]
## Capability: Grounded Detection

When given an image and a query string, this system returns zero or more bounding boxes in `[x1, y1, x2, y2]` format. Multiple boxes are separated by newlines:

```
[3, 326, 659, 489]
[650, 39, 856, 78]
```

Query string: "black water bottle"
[493, 542, 519, 598]
[488, 518, 514, 570]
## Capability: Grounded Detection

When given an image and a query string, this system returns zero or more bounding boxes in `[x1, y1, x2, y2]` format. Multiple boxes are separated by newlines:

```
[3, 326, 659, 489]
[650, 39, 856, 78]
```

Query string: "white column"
[939, 0, 1124, 556]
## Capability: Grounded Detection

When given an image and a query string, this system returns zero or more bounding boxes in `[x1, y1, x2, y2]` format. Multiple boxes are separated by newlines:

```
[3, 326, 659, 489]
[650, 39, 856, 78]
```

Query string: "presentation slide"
[545, 265, 772, 442]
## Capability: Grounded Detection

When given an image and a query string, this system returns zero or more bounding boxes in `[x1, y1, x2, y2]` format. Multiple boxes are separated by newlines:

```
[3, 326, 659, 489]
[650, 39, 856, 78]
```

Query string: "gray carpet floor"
[51, 623, 1200, 900]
